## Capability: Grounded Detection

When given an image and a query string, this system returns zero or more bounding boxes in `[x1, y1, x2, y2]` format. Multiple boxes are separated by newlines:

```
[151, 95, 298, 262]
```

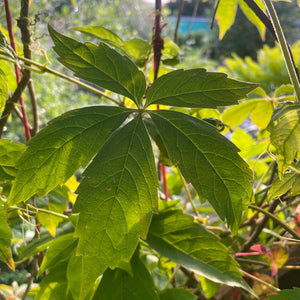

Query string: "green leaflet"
[268, 167, 300, 200]
[146, 210, 253, 295]
[222, 99, 274, 130]
[38, 233, 78, 277]
[71, 26, 124, 47]
[35, 260, 74, 300]
[268, 104, 300, 175]
[0, 140, 26, 181]
[72, 26, 151, 67]
[8, 106, 131, 205]
[238, 0, 266, 40]
[159, 289, 197, 300]
[92, 250, 159, 300]
[0, 68, 8, 114]
[149, 110, 253, 232]
[0, 204, 14, 271]
[73, 114, 158, 275]
[49, 26, 146, 106]
[0, 29, 19, 63]
[145, 69, 258, 109]
[215, 0, 237, 39]
[268, 288, 300, 300]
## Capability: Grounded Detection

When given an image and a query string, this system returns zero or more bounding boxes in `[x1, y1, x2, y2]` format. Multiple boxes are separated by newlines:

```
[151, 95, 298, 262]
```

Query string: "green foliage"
[147, 209, 252, 294]
[268, 288, 300, 300]
[1, 1, 300, 299]
[93, 250, 159, 300]
[268, 104, 300, 174]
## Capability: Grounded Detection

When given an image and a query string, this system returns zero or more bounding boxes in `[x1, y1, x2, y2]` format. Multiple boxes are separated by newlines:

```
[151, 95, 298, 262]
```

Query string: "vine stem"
[0, 51, 121, 106]
[153, 0, 168, 202]
[177, 167, 200, 218]
[263, 0, 300, 102]
[248, 204, 300, 240]
[4, 0, 31, 140]
[8, 205, 69, 220]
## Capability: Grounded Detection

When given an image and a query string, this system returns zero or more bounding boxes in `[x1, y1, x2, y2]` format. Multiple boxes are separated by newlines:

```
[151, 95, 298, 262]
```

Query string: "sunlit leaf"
[215, 0, 237, 39]
[268, 172, 298, 200]
[149, 110, 252, 232]
[268, 104, 300, 174]
[8, 106, 131, 205]
[238, 0, 266, 40]
[222, 99, 274, 130]
[0, 68, 8, 114]
[0, 204, 14, 271]
[49, 26, 146, 105]
[0, 140, 26, 181]
[71, 26, 124, 47]
[147, 210, 254, 295]
[145, 69, 257, 109]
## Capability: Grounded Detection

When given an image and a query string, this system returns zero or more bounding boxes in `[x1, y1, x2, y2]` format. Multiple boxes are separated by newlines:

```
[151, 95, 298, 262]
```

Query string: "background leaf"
[0, 140, 26, 181]
[215, 0, 237, 39]
[268, 104, 300, 174]
[268, 288, 300, 299]
[145, 69, 257, 108]
[0, 204, 14, 271]
[92, 250, 159, 300]
[49, 26, 146, 105]
[238, 0, 266, 40]
[73, 115, 158, 287]
[8, 106, 131, 205]
[149, 110, 252, 231]
[159, 288, 196, 300]
[147, 210, 253, 295]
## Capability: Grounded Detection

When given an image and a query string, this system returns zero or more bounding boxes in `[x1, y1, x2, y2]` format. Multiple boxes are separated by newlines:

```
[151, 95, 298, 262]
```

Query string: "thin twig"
[21, 256, 39, 300]
[188, 0, 200, 34]
[177, 167, 201, 218]
[263, 0, 300, 101]
[27, 79, 39, 136]
[235, 257, 270, 267]
[249, 203, 300, 240]
[174, 0, 184, 43]
[241, 270, 280, 292]
[240, 199, 280, 252]
[0, 51, 121, 106]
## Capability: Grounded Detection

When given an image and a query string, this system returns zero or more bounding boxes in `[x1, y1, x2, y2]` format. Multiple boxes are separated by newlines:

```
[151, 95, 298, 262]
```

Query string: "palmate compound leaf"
[73, 114, 158, 296]
[7, 106, 132, 205]
[145, 69, 258, 109]
[146, 210, 254, 295]
[149, 110, 253, 232]
[48, 25, 146, 106]
[268, 104, 300, 175]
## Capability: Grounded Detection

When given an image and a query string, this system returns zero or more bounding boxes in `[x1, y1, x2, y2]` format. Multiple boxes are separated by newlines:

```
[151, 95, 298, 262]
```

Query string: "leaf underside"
[145, 69, 258, 108]
[149, 110, 253, 231]
[8, 106, 131, 205]
[73, 114, 158, 274]
[48, 25, 146, 106]
[147, 210, 253, 295]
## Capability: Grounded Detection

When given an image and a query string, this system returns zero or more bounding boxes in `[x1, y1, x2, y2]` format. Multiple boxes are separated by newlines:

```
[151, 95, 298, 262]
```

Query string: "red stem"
[153, 0, 168, 201]
[4, 0, 31, 141]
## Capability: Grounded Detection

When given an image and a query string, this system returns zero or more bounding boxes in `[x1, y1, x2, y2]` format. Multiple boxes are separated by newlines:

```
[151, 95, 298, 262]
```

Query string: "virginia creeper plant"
[1, 0, 300, 299]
